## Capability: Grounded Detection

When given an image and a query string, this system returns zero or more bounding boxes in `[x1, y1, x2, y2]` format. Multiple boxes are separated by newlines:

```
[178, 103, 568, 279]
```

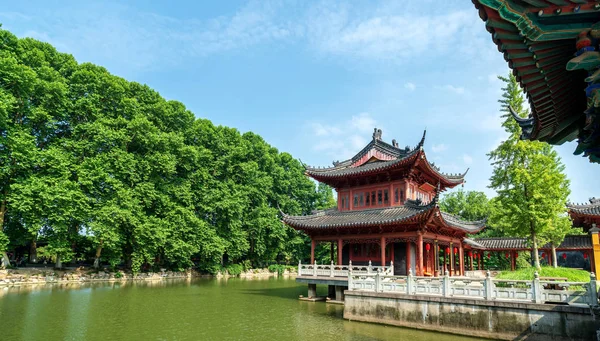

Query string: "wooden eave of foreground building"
[472, 0, 600, 163]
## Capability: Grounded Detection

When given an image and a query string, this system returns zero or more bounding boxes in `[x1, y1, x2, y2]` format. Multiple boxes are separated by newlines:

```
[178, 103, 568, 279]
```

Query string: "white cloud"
[463, 154, 473, 165]
[312, 123, 342, 136]
[404, 82, 416, 91]
[439, 85, 466, 95]
[309, 113, 377, 159]
[431, 144, 448, 153]
[305, 5, 490, 62]
[3, 2, 296, 71]
[350, 112, 376, 133]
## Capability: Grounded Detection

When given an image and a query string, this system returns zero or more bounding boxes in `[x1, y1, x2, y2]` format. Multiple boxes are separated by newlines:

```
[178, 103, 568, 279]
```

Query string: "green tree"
[0, 26, 321, 272]
[315, 183, 337, 210]
[488, 74, 571, 270]
[439, 190, 489, 221]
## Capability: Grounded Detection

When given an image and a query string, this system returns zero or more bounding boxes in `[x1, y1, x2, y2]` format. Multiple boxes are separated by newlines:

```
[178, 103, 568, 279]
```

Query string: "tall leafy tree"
[488, 74, 571, 270]
[0, 26, 322, 272]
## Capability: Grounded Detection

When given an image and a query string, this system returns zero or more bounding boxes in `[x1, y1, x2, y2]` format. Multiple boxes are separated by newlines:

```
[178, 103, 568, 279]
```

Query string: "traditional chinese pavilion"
[568, 198, 600, 271]
[282, 129, 486, 277]
[473, 1, 600, 163]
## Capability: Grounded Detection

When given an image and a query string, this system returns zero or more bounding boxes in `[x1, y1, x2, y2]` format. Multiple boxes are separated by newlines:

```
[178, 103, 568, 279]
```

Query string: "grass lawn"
[495, 266, 591, 282]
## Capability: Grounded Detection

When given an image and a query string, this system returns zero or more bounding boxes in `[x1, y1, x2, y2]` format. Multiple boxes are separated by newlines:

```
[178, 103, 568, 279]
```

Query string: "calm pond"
[0, 277, 488, 340]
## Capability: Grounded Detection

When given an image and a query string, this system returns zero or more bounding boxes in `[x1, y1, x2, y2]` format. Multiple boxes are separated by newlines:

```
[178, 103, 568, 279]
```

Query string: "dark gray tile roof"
[304, 129, 467, 184]
[440, 212, 486, 233]
[471, 236, 592, 250]
[305, 151, 419, 178]
[283, 205, 427, 230]
[568, 197, 600, 216]
[282, 202, 485, 233]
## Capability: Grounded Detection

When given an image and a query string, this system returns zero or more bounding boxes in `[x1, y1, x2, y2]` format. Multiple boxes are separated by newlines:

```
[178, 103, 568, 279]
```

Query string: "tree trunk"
[55, 255, 62, 269]
[551, 243, 557, 268]
[30, 240, 37, 263]
[0, 198, 7, 268]
[0, 252, 9, 268]
[531, 227, 541, 270]
[93, 240, 103, 269]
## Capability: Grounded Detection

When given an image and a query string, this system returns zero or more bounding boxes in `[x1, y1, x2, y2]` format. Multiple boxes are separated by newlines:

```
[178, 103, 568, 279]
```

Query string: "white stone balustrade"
[347, 270, 599, 307]
[297, 260, 393, 278]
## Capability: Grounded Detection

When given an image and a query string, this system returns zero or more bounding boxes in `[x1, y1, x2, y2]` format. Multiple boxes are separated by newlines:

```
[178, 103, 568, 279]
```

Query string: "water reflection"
[0, 278, 489, 341]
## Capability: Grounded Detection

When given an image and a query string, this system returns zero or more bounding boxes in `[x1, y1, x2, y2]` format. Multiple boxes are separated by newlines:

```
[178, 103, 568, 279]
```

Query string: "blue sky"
[1, 0, 598, 203]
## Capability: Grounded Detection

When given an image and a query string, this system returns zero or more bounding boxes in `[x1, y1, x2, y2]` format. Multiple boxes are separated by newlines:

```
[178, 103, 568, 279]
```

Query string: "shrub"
[114, 271, 123, 279]
[225, 264, 243, 276]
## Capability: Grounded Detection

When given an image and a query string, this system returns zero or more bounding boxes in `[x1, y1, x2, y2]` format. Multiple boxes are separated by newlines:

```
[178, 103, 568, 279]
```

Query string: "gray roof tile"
[568, 198, 600, 216]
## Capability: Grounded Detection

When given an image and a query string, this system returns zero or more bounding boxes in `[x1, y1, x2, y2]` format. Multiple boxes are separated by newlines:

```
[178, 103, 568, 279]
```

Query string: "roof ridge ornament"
[373, 128, 382, 141]
[417, 129, 426, 150]
[508, 106, 535, 139]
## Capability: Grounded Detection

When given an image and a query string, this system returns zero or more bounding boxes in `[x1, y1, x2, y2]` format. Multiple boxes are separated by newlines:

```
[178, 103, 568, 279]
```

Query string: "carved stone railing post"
[533, 271, 542, 304]
[298, 261, 301, 276]
[330, 261, 334, 277]
[390, 261, 394, 275]
[348, 265, 353, 290]
[484, 270, 492, 300]
[349, 260, 352, 272]
[407, 269, 414, 295]
[589, 272, 598, 306]
[313, 261, 317, 277]
[375, 269, 381, 292]
[443, 270, 450, 297]
[368, 260, 372, 275]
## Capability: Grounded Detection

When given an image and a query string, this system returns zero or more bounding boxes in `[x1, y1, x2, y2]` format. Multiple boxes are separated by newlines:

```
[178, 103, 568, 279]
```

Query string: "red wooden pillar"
[469, 251, 474, 271]
[459, 242, 464, 276]
[434, 241, 439, 277]
[337, 239, 343, 265]
[380, 237, 386, 267]
[406, 242, 412, 275]
[510, 251, 516, 271]
[449, 242, 454, 276]
[417, 233, 424, 276]
[310, 239, 315, 264]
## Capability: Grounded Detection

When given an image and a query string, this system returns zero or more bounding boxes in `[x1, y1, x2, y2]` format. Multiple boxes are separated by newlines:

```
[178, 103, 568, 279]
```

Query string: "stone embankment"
[0, 268, 295, 287]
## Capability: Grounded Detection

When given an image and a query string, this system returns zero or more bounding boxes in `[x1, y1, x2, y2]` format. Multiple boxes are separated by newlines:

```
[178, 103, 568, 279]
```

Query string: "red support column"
[469, 251, 474, 271]
[434, 241, 439, 277]
[449, 242, 454, 276]
[406, 242, 412, 275]
[459, 242, 464, 276]
[380, 237, 386, 267]
[337, 239, 343, 265]
[310, 239, 315, 264]
[510, 251, 515, 271]
[417, 233, 423, 276]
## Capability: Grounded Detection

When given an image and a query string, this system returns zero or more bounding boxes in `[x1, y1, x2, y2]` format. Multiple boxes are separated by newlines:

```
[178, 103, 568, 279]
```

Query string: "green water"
[0, 278, 488, 341]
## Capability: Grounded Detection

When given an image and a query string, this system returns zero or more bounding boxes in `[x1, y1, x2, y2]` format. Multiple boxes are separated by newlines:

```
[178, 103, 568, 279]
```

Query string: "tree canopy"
[0, 28, 326, 272]
[487, 74, 571, 270]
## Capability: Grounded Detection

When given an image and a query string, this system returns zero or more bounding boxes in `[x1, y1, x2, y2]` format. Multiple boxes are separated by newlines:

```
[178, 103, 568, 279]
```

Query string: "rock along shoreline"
[0, 268, 296, 287]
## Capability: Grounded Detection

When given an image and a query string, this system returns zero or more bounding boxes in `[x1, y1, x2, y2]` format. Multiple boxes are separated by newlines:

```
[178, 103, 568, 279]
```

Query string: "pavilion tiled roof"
[470, 235, 592, 250]
[282, 199, 485, 234]
[304, 129, 467, 184]
[568, 198, 600, 217]
[305, 150, 419, 178]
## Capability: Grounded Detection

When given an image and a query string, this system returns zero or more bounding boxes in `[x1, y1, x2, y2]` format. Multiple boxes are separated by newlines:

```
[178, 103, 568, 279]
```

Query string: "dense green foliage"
[495, 266, 590, 283]
[487, 74, 571, 270]
[0, 28, 328, 272]
[439, 190, 489, 222]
